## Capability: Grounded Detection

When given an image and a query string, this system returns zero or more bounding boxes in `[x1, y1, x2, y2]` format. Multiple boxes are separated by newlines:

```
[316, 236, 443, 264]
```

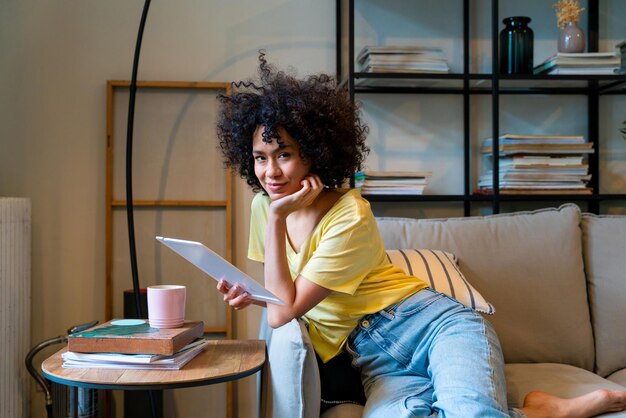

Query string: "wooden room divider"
[105, 80, 235, 418]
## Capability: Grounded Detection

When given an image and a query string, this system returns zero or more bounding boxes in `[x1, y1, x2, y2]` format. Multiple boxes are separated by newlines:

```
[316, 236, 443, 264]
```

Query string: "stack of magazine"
[357, 45, 449, 74]
[478, 134, 593, 195]
[533, 52, 620, 75]
[62, 338, 208, 370]
[356, 171, 432, 195]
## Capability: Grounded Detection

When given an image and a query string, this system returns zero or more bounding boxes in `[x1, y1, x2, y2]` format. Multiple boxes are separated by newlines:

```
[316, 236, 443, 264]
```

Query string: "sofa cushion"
[505, 363, 626, 417]
[259, 312, 320, 418]
[386, 249, 495, 314]
[582, 213, 626, 377]
[376, 204, 594, 370]
[608, 369, 626, 388]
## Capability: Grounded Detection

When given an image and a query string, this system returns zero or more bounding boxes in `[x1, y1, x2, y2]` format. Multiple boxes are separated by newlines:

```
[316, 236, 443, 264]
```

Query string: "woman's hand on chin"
[269, 174, 324, 218]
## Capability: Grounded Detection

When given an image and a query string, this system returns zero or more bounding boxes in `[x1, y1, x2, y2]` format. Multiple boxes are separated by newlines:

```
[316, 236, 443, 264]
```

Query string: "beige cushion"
[376, 204, 594, 370]
[608, 369, 626, 388]
[505, 363, 626, 417]
[386, 249, 495, 314]
[582, 214, 626, 377]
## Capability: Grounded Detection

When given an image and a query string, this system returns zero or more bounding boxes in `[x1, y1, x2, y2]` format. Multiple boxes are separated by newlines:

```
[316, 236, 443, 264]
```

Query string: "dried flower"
[554, 0, 585, 29]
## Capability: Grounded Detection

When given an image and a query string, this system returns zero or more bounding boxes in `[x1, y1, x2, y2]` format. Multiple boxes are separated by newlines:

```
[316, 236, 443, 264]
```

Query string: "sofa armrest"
[258, 309, 321, 418]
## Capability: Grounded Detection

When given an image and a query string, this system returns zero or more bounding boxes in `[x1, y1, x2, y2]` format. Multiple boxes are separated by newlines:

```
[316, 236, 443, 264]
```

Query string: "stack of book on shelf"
[617, 41, 626, 73]
[357, 45, 449, 74]
[356, 171, 432, 195]
[533, 52, 620, 75]
[64, 320, 206, 370]
[478, 134, 593, 195]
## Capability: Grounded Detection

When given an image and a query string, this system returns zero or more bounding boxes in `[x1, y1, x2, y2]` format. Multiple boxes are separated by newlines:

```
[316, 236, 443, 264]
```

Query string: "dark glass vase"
[499, 16, 534, 74]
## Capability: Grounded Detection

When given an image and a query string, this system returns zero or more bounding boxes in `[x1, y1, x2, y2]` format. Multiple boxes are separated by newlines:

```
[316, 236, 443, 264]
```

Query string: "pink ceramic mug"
[147, 285, 186, 329]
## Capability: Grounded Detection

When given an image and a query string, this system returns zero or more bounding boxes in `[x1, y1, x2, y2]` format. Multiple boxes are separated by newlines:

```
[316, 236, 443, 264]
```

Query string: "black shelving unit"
[337, 0, 626, 216]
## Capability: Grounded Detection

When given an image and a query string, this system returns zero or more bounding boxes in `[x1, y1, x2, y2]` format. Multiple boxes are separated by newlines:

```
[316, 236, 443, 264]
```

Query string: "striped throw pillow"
[386, 249, 495, 315]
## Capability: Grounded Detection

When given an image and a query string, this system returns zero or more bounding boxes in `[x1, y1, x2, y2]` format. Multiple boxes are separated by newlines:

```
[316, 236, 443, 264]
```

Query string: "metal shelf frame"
[337, 0, 626, 215]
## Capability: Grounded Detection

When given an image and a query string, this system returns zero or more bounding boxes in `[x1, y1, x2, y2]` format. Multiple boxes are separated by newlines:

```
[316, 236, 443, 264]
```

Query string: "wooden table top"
[42, 339, 266, 390]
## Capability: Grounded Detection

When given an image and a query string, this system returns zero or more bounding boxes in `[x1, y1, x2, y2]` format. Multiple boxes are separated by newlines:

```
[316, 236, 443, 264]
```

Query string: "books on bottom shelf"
[480, 173, 591, 181]
[498, 155, 586, 167]
[481, 143, 594, 155]
[480, 134, 594, 156]
[61, 338, 209, 370]
[482, 134, 586, 145]
[617, 41, 626, 73]
[356, 170, 432, 195]
[478, 187, 593, 195]
[545, 67, 618, 75]
[478, 175, 591, 190]
[479, 137, 593, 195]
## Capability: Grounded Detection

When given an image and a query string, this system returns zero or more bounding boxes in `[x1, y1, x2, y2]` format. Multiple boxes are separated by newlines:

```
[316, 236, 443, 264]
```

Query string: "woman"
[215, 52, 626, 418]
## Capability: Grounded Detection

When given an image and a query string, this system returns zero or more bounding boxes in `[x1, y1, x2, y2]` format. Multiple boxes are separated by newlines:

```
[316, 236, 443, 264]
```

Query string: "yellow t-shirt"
[248, 189, 427, 362]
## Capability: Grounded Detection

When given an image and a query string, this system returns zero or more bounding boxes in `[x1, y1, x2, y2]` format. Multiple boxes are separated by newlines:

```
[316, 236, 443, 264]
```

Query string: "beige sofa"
[259, 204, 626, 418]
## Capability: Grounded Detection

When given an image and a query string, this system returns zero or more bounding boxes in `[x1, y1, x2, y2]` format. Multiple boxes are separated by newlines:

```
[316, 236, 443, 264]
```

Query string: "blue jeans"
[345, 288, 525, 418]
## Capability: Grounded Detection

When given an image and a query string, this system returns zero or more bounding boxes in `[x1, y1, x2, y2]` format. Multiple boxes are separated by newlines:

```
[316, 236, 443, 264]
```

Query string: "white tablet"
[156, 236, 284, 305]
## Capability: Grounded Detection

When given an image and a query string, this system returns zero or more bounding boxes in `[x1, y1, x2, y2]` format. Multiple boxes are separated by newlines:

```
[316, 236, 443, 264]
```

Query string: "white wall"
[1, 0, 625, 417]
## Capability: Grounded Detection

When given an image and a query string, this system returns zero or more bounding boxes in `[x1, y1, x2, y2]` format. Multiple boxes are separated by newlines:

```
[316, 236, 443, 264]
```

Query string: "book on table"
[67, 320, 204, 355]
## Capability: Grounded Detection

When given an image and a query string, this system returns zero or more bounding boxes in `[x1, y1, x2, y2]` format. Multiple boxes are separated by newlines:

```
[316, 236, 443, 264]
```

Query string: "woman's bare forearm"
[263, 212, 297, 326]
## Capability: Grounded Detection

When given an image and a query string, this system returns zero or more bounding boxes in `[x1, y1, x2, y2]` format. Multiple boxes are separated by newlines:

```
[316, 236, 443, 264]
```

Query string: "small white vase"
[558, 21, 585, 53]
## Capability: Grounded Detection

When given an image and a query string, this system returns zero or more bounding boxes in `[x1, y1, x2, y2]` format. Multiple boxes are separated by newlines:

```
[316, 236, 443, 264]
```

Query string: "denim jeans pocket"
[364, 375, 435, 418]
[404, 385, 436, 418]
[345, 341, 361, 368]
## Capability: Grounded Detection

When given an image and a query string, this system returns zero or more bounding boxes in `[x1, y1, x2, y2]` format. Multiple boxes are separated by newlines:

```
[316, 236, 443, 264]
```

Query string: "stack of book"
[62, 338, 209, 370]
[64, 320, 206, 370]
[533, 52, 620, 75]
[357, 45, 449, 74]
[617, 41, 626, 73]
[478, 134, 594, 195]
[356, 171, 432, 195]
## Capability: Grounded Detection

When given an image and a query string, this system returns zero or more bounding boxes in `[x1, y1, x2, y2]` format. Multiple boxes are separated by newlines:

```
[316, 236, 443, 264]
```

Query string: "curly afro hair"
[216, 51, 369, 193]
